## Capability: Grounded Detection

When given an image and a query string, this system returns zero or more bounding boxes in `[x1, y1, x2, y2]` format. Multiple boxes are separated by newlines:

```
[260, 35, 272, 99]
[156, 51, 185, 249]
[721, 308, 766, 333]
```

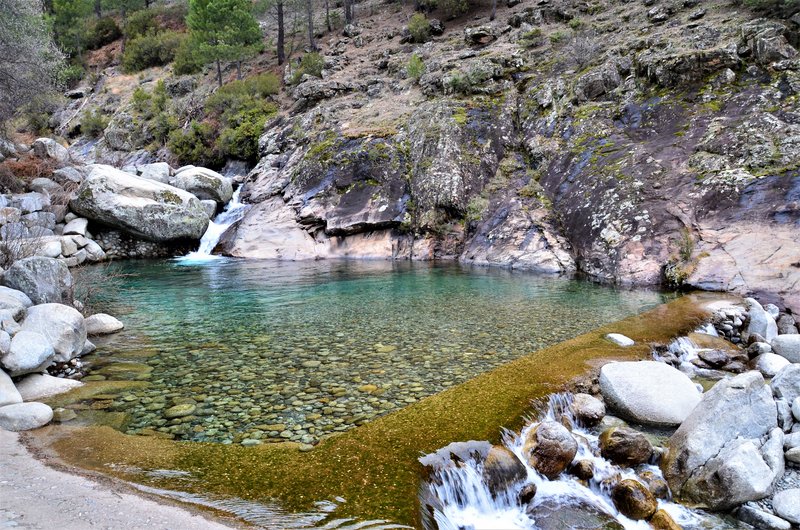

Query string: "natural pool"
[77, 259, 673, 445]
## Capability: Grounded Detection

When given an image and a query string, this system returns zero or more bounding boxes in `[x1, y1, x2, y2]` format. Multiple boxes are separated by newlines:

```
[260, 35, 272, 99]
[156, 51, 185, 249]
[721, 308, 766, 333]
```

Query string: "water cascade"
[177, 186, 249, 262]
[422, 393, 731, 530]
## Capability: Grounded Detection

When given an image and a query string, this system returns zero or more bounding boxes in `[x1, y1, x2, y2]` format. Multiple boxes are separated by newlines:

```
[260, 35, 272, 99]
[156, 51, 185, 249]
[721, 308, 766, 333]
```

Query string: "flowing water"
[178, 186, 250, 262]
[79, 260, 673, 444]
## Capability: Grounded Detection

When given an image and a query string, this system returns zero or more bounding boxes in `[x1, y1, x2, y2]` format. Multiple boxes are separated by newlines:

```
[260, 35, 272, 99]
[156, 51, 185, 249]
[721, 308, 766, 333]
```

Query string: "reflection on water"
[79, 259, 672, 444]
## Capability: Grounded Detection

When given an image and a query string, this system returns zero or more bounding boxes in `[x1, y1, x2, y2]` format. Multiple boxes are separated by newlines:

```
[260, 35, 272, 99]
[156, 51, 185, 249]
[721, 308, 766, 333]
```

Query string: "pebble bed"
[75, 259, 670, 445]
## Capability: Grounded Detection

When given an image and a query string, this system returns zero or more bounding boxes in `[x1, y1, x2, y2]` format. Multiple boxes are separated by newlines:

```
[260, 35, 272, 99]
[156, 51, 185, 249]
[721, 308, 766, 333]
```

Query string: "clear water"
[80, 260, 672, 444]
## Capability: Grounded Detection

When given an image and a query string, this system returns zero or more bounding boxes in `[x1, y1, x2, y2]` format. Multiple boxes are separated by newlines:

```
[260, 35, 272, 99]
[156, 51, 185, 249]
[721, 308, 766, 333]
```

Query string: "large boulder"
[772, 364, 800, 404]
[15, 373, 83, 401]
[663, 371, 779, 508]
[772, 335, 800, 363]
[599, 427, 653, 467]
[522, 421, 577, 479]
[0, 369, 22, 407]
[0, 286, 32, 320]
[1, 257, 73, 305]
[84, 313, 123, 335]
[69, 164, 209, 242]
[1, 330, 55, 376]
[31, 138, 69, 163]
[773, 489, 800, 525]
[169, 166, 233, 205]
[0, 402, 53, 431]
[136, 162, 172, 184]
[599, 361, 701, 426]
[21, 303, 86, 363]
[746, 298, 778, 343]
[611, 479, 658, 520]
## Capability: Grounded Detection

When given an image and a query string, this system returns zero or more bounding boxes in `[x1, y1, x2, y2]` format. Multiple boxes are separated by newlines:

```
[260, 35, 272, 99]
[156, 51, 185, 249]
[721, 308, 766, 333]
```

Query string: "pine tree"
[187, 0, 262, 87]
[51, 0, 92, 56]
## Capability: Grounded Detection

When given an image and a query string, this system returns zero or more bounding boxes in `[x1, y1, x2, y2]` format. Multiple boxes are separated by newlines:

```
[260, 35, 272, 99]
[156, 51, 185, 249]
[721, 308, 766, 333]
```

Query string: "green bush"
[520, 28, 544, 47]
[173, 37, 204, 75]
[549, 30, 568, 44]
[124, 9, 157, 40]
[408, 13, 430, 43]
[247, 72, 281, 97]
[58, 63, 85, 88]
[168, 121, 222, 167]
[216, 105, 274, 161]
[131, 86, 152, 114]
[81, 109, 108, 138]
[121, 31, 184, 72]
[86, 17, 121, 49]
[150, 110, 178, 145]
[290, 52, 324, 85]
[407, 54, 425, 81]
[445, 71, 471, 94]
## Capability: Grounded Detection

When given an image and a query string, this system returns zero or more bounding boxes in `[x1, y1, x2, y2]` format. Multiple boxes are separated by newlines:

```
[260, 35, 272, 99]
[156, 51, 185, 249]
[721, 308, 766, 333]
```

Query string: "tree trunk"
[216, 59, 223, 87]
[344, 0, 353, 24]
[276, 0, 285, 65]
[325, 0, 331, 32]
[306, 0, 316, 51]
[94, 0, 101, 17]
[490, 0, 497, 20]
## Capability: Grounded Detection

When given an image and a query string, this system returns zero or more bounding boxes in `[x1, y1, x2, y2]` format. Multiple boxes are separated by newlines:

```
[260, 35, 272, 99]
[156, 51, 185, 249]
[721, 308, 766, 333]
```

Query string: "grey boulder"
[15, 373, 83, 401]
[31, 138, 69, 163]
[170, 166, 233, 205]
[0, 402, 53, 431]
[1, 256, 73, 305]
[21, 303, 86, 362]
[1, 330, 54, 376]
[771, 335, 800, 363]
[0, 369, 22, 407]
[599, 361, 701, 426]
[746, 298, 778, 343]
[69, 164, 209, 242]
[136, 162, 172, 183]
[772, 364, 800, 404]
[752, 353, 791, 377]
[772, 489, 800, 525]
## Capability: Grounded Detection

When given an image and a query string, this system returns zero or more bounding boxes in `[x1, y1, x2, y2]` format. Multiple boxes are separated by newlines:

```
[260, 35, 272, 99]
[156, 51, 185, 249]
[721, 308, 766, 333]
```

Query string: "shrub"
[408, 13, 430, 43]
[124, 9, 157, 40]
[216, 105, 274, 161]
[564, 30, 599, 70]
[568, 18, 584, 29]
[445, 71, 471, 94]
[58, 63, 85, 88]
[549, 30, 568, 44]
[150, 110, 178, 145]
[81, 109, 108, 138]
[407, 54, 426, 81]
[86, 17, 121, 49]
[23, 97, 60, 135]
[0, 154, 57, 183]
[248, 73, 281, 97]
[290, 52, 325, 85]
[173, 37, 203, 75]
[168, 121, 223, 167]
[131, 86, 152, 114]
[520, 28, 544, 48]
[121, 31, 184, 72]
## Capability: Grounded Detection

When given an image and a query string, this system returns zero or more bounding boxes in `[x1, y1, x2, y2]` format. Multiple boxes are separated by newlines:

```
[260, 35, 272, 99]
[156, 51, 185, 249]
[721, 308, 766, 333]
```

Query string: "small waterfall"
[177, 187, 249, 263]
[422, 394, 721, 530]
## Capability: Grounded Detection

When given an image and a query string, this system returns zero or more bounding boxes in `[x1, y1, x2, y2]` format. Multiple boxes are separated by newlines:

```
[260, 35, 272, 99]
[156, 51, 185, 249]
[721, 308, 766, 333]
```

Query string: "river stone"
[200, 200, 218, 219]
[772, 364, 800, 404]
[738, 504, 791, 530]
[84, 313, 124, 335]
[599, 361, 701, 426]
[773, 489, 800, 524]
[0, 330, 9, 355]
[772, 335, 800, 363]
[164, 403, 196, 418]
[793, 396, 800, 421]
[15, 373, 83, 401]
[170, 166, 233, 205]
[639, 470, 669, 499]
[69, 164, 209, 242]
[663, 371, 778, 505]
[525, 498, 624, 529]
[522, 421, 577, 479]
[2, 330, 54, 376]
[599, 426, 653, 467]
[746, 298, 779, 343]
[611, 479, 657, 520]
[0, 402, 53, 431]
[606, 333, 634, 346]
[137, 162, 172, 183]
[571, 393, 605, 426]
[752, 352, 791, 377]
[482, 445, 527, 492]
[568, 459, 594, 480]
[0, 369, 22, 407]
[1, 257, 73, 305]
[650, 509, 682, 530]
[787, 447, 800, 463]
[62, 217, 88, 236]
[0, 286, 33, 310]
[21, 303, 86, 362]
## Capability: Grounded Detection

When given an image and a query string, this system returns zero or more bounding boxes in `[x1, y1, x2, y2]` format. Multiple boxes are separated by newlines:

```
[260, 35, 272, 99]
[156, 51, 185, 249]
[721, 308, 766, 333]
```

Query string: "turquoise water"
[79, 259, 672, 444]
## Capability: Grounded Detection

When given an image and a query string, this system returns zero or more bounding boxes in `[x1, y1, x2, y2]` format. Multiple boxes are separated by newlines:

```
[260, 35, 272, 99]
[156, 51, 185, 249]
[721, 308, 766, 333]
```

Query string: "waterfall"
[422, 393, 723, 530]
[177, 186, 249, 263]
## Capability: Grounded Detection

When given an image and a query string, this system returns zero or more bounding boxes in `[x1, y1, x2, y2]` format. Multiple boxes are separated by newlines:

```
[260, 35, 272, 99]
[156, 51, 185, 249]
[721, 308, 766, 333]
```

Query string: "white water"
[176, 187, 249, 263]
[423, 393, 720, 530]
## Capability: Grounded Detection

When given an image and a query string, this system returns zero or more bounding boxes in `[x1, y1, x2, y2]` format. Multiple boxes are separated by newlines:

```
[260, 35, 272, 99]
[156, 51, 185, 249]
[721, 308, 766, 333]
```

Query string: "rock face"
[522, 421, 577, 479]
[1, 257, 73, 305]
[0, 402, 53, 431]
[21, 304, 86, 363]
[663, 371, 780, 509]
[69, 164, 209, 242]
[599, 361, 701, 426]
[169, 166, 233, 205]
[2, 330, 55, 376]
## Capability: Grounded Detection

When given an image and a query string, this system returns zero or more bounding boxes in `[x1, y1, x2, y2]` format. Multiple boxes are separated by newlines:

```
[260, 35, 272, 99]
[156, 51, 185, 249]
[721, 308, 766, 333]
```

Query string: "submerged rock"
[522, 421, 577, 479]
[599, 361, 701, 426]
[526, 498, 624, 529]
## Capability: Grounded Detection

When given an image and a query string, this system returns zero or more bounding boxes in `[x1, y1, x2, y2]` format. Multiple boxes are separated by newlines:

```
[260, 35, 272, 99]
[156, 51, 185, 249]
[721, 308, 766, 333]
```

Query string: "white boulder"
[1, 330, 54, 376]
[15, 373, 83, 401]
[606, 333, 634, 347]
[0, 369, 22, 407]
[0, 402, 53, 431]
[21, 303, 86, 362]
[772, 335, 800, 363]
[84, 313, 123, 335]
[773, 489, 800, 525]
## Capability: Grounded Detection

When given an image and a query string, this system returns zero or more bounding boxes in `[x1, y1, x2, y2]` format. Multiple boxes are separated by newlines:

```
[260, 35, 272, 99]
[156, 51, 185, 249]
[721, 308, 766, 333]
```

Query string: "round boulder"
[571, 393, 605, 427]
[84, 313, 124, 335]
[482, 445, 527, 493]
[21, 303, 86, 362]
[0, 402, 53, 431]
[0, 369, 22, 407]
[649, 509, 682, 530]
[15, 373, 83, 401]
[751, 353, 790, 377]
[773, 489, 800, 524]
[170, 166, 233, 205]
[772, 335, 800, 363]
[611, 479, 658, 520]
[1, 257, 73, 305]
[1, 330, 54, 376]
[522, 421, 578, 479]
[599, 426, 653, 467]
[599, 361, 701, 426]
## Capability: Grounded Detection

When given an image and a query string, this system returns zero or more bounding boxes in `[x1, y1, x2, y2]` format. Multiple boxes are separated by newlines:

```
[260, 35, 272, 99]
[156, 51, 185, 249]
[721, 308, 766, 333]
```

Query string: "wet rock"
[0, 402, 53, 431]
[482, 445, 527, 492]
[522, 421, 578, 479]
[638, 470, 669, 499]
[570, 393, 605, 426]
[649, 509, 682, 530]
[599, 426, 652, 467]
[1, 257, 73, 305]
[517, 483, 537, 504]
[772, 489, 800, 525]
[70, 165, 209, 242]
[0, 369, 22, 407]
[170, 166, 233, 205]
[2, 330, 54, 376]
[526, 498, 624, 529]
[85, 313, 124, 335]
[772, 335, 800, 363]
[568, 459, 594, 480]
[15, 373, 83, 401]
[752, 353, 791, 377]
[21, 303, 86, 363]
[738, 504, 792, 530]
[698, 349, 729, 367]
[599, 361, 701, 426]
[164, 403, 196, 418]
[611, 479, 657, 520]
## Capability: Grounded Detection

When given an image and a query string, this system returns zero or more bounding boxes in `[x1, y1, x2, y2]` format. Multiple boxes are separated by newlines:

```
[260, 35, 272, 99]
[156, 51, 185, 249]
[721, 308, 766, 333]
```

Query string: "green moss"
[34, 296, 718, 528]
[452, 106, 468, 126]
[305, 131, 340, 167]
[159, 190, 183, 205]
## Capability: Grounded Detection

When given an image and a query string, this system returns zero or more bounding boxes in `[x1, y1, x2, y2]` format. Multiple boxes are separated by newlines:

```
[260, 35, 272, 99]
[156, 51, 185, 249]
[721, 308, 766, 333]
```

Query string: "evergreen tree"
[187, 0, 262, 87]
[51, 0, 92, 56]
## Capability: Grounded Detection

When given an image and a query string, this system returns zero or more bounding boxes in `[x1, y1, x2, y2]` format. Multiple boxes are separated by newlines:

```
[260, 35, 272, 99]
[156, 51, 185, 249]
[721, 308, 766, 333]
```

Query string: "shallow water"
[79, 259, 672, 444]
